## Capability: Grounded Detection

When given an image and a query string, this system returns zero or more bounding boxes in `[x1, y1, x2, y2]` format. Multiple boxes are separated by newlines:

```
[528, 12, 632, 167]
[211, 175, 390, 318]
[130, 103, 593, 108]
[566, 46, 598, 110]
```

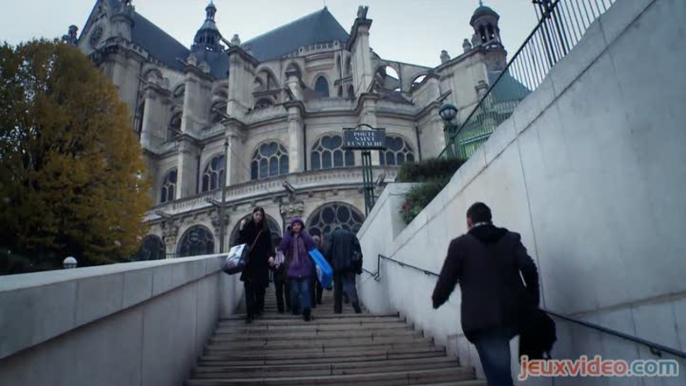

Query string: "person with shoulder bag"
[237, 207, 275, 324]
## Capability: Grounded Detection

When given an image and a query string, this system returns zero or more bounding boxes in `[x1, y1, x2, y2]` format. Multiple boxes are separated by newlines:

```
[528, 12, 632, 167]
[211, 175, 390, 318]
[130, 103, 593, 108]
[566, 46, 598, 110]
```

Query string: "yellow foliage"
[0, 40, 151, 266]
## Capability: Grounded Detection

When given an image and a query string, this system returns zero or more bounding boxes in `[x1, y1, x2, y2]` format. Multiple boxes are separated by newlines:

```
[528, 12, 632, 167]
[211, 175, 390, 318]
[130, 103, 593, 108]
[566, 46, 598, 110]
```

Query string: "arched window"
[251, 142, 289, 180]
[131, 235, 165, 261]
[311, 134, 354, 170]
[379, 136, 416, 166]
[411, 74, 427, 88]
[169, 112, 182, 140]
[344, 56, 352, 77]
[229, 214, 282, 247]
[135, 102, 145, 139]
[177, 225, 215, 257]
[347, 85, 355, 98]
[160, 169, 177, 203]
[201, 154, 225, 192]
[306, 202, 365, 239]
[314, 76, 329, 98]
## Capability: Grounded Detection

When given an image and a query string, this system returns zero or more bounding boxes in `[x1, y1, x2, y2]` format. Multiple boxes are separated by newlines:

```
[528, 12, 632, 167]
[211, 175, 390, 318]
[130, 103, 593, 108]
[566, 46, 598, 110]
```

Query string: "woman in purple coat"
[278, 218, 316, 321]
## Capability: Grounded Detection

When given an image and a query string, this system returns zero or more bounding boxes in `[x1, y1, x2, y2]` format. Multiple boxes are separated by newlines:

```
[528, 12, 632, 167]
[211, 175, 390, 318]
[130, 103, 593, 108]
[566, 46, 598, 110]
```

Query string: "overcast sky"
[0, 0, 538, 68]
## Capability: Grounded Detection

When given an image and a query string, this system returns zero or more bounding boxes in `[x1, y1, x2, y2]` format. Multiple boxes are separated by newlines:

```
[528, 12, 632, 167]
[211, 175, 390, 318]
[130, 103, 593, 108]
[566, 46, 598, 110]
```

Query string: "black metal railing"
[439, 0, 616, 160]
[363, 253, 686, 360]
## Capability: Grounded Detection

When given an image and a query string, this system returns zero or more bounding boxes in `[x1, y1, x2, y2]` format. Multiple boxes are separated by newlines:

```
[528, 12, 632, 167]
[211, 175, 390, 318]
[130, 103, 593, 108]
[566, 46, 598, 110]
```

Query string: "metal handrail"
[363, 253, 686, 360]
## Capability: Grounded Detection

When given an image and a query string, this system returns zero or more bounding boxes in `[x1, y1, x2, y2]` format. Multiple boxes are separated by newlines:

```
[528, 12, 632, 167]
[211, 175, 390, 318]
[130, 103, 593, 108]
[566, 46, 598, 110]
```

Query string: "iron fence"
[439, 0, 616, 159]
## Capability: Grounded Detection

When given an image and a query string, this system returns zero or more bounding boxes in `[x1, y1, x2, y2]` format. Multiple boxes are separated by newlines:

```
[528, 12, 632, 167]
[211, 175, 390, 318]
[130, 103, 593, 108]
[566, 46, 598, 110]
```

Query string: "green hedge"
[398, 157, 465, 224]
[396, 157, 465, 183]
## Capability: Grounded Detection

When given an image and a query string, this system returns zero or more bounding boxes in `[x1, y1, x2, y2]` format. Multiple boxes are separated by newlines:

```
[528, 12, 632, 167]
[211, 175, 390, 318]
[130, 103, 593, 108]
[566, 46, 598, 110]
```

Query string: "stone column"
[359, 97, 381, 165]
[162, 219, 180, 258]
[287, 105, 304, 173]
[225, 129, 243, 185]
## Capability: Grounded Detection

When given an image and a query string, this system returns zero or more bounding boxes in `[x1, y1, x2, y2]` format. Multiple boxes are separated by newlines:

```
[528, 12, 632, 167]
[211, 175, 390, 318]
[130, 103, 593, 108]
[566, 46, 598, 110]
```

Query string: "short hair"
[466, 202, 492, 223]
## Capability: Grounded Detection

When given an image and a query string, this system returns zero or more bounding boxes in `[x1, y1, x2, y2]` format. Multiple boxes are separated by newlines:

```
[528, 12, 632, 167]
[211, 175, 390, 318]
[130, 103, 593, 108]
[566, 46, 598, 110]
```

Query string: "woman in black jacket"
[236, 207, 275, 323]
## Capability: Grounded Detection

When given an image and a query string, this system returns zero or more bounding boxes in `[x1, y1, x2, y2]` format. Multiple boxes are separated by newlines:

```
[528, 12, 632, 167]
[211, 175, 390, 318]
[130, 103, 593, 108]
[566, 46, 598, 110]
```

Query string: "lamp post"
[439, 103, 458, 158]
[63, 256, 77, 269]
[218, 137, 229, 253]
[342, 124, 386, 216]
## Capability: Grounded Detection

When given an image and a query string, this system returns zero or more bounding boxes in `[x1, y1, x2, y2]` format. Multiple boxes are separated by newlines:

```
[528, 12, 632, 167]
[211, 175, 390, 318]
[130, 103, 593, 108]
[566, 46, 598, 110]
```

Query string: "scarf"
[291, 233, 308, 266]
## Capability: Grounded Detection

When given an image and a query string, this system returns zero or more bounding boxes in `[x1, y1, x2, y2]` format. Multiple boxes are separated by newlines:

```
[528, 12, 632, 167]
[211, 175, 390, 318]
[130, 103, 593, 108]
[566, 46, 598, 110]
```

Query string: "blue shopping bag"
[308, 248, 333, 288]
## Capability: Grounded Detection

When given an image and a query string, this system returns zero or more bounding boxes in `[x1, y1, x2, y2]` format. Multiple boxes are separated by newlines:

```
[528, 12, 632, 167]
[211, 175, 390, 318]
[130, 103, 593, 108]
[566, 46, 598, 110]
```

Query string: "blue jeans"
[289, 278, 312, 316]
[473, 327, 517, 386]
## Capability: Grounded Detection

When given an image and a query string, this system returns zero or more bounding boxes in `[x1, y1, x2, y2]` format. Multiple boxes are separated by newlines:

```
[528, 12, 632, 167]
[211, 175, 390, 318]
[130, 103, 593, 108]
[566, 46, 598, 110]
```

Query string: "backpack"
[518, 307, 556, 361]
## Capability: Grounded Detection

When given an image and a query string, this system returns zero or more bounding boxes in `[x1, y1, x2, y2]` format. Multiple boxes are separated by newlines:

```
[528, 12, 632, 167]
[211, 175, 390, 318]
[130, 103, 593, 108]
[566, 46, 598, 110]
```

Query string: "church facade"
[65, 0, 510, 260]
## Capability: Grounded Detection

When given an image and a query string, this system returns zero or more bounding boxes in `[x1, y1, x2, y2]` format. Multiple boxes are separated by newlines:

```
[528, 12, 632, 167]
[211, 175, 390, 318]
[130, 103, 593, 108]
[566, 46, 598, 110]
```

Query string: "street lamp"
[439, 103, 458, 157]
[63, 256, 78, 269]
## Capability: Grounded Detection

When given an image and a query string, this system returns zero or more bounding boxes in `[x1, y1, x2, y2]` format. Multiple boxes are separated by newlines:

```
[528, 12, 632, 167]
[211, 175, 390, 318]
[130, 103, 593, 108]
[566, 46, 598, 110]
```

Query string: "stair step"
[193, 356, 460, 378]
[215, 321, 409, 333]
[200, 347, 446, 365]
[221, 312, 399, 322]
[204, 341, 439, 357]
[206, 335, 430, 350]
[185, 367, 475, 386]
[211, 328, 419, 342]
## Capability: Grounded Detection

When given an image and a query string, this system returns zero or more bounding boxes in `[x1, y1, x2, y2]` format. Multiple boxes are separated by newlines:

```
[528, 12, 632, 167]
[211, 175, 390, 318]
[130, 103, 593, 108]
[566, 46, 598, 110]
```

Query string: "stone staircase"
[185, 285, 485, 386]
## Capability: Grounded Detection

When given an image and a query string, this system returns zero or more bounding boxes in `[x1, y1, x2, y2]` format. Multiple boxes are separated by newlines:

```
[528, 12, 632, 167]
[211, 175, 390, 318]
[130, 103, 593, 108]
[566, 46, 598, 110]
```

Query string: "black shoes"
[352, 302, 362, 314]
[303, 309, 311, 322]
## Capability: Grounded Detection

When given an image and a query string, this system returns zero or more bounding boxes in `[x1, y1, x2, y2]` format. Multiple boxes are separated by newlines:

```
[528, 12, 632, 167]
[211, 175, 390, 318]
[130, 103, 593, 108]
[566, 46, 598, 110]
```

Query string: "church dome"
[470, 4, 500, 25]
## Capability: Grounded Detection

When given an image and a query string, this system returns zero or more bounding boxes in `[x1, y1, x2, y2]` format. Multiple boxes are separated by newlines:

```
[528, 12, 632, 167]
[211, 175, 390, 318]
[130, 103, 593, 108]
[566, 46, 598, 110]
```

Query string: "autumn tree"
[0, 40, 151, 269]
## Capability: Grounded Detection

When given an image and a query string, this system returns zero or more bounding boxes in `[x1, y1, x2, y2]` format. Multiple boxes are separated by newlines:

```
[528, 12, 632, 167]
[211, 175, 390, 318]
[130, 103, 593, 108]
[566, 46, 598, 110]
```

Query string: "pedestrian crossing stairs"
[185, 287, 485, 386]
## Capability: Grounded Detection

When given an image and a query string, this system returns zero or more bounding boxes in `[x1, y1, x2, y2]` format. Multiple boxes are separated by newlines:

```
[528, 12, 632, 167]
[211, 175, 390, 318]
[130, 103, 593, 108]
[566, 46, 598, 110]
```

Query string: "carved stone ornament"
[210, 212, 230, 236]
[161, 219, 179, 245]
[280, 200, 305, 222]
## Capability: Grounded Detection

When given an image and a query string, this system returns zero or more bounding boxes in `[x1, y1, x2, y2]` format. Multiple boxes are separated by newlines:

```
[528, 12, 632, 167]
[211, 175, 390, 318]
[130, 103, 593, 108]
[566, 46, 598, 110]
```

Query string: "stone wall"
[0, 255, 243, 386]
[357, 0, 686, 384]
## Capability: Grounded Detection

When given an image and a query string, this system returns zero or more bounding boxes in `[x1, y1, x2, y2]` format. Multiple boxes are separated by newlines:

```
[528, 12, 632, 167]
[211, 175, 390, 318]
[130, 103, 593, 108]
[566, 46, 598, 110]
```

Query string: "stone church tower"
[64, 0, 524, 260]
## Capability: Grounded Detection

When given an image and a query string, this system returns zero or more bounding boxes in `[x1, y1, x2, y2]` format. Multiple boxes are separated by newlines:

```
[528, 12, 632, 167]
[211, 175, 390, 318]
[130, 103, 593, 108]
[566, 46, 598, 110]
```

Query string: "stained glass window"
[311, 135, 354, 170]
[251, 142, 289, 180]
[379, 136, 416, 166]
[306, 203, 365, 239]
[160, 169, 176, 203]
[177, 226, 215, 257]
[202, 154, 225, 192]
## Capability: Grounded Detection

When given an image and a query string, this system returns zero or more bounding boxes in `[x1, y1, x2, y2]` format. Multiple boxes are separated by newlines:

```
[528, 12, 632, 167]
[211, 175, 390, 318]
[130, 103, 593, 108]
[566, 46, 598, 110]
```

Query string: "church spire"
[206, 1, 217, 21]
[192, 1, 222, 52]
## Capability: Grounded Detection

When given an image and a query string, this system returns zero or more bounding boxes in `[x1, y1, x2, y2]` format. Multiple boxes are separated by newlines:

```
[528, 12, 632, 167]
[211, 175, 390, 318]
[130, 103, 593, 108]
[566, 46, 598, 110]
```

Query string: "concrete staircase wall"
[0, 254, 243, 386]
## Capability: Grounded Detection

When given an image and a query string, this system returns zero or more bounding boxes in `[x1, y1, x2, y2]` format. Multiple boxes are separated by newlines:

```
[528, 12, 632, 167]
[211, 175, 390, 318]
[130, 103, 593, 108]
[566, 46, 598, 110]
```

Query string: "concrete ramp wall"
[0, 255, 243, 386]
[357, 0, 686, 383]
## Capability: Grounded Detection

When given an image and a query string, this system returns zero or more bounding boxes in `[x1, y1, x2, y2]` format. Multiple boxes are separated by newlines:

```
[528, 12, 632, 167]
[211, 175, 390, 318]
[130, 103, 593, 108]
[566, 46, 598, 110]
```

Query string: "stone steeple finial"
[440, 50, 450, 64]
[231, 34, 241, 46]
[62, 25, 78, 45]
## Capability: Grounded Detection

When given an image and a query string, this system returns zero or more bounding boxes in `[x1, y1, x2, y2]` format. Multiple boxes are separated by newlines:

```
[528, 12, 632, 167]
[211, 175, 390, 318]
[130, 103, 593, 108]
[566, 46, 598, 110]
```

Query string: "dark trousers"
[275, 279, 291, 313]
[309, 280, 324, 307]
[244, 281, 265, 318]
[472, 326, 517, 386]
[290, 277, 312, 317]
[333, 271, 360, 313]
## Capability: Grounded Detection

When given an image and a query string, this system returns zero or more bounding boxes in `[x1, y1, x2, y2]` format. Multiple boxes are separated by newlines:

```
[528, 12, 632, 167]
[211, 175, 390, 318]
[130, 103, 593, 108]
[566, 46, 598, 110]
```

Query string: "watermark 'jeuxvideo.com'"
[519, 355, 680, 380]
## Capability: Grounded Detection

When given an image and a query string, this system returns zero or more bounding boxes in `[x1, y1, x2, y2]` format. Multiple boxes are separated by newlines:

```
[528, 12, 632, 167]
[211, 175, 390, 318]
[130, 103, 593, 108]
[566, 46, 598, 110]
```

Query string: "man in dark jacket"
[326, 227, 363, 314]
[432, 202, 539, 386]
